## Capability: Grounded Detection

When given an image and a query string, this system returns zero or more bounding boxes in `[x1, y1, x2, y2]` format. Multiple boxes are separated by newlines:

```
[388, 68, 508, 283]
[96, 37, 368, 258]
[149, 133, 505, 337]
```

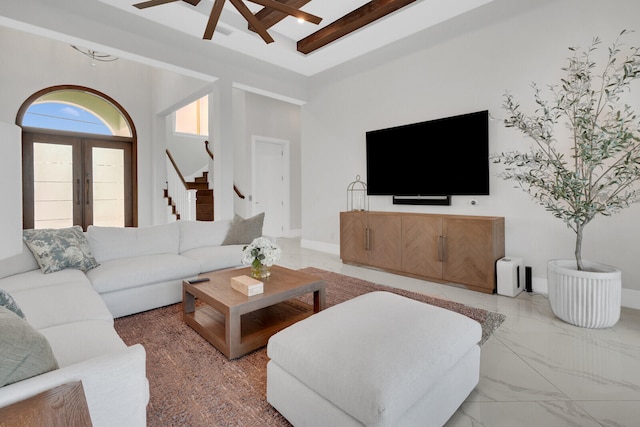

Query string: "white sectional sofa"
[0, 218, 255, 426]
[86, 220, 245, 318]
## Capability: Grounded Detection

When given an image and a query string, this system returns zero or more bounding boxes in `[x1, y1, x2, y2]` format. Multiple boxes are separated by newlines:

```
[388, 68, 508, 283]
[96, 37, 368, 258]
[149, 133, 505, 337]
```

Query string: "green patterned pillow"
[0, 306, 59, 387]
[23, 226, 99, 274]
[0, 289, 25, 319]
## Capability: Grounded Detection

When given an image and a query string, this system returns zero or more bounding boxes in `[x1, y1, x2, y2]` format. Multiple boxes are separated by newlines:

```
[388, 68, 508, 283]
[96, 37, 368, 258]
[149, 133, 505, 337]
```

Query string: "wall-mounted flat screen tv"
[366, 110, 489, 198]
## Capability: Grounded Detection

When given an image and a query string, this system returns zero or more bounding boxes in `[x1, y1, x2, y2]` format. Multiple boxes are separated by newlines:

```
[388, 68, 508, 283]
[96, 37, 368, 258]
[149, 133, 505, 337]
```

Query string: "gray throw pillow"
[222, 213, 265, 245]
[0, 289, 25, 319]
[0, 306, 59, 387]
[23, 226, 99, 274]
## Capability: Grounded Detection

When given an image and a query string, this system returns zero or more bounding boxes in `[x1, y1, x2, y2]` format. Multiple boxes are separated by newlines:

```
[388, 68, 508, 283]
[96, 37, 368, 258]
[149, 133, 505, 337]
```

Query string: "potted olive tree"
[493, 30, 640, 328]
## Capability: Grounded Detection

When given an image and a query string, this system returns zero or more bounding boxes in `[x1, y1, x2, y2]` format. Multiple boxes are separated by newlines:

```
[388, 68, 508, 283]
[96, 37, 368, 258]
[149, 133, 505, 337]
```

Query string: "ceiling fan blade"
[229, 0, 274, 43]
[203, 0, 226, 40]
[247, 0, 321, 25]
[133, 0, 180, 9]
[182, 0, 202, 5]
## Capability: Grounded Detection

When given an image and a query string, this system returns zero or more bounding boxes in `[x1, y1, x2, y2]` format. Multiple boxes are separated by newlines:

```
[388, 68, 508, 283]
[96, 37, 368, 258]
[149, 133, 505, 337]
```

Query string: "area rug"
[114, 267, 505, 427]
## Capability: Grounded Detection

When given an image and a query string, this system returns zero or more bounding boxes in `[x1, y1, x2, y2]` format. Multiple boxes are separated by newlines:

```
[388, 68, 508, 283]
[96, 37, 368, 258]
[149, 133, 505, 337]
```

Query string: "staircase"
[189, 172, 214, 221]
[164, 167, 214, 221]
[164, 144, 245, 223]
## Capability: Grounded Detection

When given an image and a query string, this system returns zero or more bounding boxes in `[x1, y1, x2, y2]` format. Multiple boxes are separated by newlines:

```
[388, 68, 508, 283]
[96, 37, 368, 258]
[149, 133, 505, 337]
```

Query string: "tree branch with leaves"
[492, 30, 640, 270]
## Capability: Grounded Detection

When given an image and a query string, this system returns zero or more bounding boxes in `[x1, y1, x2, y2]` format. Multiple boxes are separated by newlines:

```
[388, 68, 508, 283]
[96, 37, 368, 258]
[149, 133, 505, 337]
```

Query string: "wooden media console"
[340, 211, 505, 293]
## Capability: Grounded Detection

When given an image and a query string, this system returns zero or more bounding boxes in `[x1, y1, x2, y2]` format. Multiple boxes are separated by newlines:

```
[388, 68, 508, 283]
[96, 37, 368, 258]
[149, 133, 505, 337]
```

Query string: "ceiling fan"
[133, 0, 322, 44]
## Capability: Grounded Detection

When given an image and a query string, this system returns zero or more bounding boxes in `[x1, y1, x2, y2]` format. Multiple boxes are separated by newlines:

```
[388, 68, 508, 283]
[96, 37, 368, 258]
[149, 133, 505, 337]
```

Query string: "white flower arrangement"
[242, 237, 282, 268]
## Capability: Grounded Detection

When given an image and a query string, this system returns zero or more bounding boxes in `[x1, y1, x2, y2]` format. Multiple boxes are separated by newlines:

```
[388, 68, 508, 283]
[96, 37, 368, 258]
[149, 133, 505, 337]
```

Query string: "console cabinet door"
[340, 212, 368, 264]
[367, 213, 402, 271]
[442, 217, 501, 291]
[401, 215, 442, 278]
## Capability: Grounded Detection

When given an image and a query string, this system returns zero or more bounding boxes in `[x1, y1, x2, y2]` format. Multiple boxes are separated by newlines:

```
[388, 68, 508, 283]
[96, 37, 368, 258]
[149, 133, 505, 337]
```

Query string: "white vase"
[547, 259, 621, 328]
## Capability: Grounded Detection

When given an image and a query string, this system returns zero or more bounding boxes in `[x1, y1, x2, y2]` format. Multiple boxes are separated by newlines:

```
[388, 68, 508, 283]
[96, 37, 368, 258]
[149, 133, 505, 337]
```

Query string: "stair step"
[186, 182, 209, 190]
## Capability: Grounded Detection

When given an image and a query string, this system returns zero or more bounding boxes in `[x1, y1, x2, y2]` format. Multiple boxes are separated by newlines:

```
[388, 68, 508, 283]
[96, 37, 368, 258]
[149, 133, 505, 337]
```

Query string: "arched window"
[17, 86, 137, 230]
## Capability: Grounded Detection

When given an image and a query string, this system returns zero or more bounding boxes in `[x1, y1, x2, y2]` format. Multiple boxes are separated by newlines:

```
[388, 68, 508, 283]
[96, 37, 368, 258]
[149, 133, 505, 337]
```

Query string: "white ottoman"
[267, 291, 481, 427]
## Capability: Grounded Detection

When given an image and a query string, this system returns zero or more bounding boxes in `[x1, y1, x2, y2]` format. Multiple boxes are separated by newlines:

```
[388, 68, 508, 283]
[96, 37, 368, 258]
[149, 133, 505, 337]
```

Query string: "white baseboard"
[531, 277, 548, 295]
[283, 228, 302, 238]
[532, 277, 640, 310]
[622, 288, 640, 310]
[300, 239, 340, 255]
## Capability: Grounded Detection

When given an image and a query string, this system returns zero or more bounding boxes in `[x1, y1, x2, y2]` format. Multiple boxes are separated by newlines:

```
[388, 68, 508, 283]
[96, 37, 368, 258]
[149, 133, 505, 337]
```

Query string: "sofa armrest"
[0, 344, 148, 427]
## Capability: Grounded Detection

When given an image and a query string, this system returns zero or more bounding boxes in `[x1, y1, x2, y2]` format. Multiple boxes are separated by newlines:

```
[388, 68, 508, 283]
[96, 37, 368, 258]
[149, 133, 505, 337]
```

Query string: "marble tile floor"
[275, 237, 640, 427]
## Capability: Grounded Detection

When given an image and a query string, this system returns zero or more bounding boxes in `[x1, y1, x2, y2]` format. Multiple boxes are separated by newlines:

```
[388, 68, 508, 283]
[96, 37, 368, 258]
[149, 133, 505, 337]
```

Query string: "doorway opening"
[16, 85, 137, 230]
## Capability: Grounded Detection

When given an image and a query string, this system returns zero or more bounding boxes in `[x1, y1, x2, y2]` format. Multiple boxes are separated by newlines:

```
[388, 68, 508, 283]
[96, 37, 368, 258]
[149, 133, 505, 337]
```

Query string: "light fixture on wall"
[70, 45, 119, 65]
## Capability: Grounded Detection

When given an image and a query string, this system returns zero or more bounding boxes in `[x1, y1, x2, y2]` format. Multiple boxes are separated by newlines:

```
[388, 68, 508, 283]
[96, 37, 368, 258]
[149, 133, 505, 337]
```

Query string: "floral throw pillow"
[23, 226, 99, 274]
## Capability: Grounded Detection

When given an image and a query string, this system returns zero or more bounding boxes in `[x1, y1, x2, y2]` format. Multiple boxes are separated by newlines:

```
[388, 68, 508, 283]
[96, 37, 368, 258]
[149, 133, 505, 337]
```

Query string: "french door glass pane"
[92, 147, 125, 227]
[33, 142, 73, 229]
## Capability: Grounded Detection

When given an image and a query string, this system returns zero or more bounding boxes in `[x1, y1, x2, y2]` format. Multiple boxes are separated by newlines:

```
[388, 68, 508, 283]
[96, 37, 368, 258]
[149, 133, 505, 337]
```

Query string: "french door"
[22, 131, 134, 230]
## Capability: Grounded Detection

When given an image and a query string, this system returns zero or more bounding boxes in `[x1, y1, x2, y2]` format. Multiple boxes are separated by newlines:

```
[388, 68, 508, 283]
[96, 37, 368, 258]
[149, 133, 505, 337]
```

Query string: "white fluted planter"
[547, 259, 621, 329]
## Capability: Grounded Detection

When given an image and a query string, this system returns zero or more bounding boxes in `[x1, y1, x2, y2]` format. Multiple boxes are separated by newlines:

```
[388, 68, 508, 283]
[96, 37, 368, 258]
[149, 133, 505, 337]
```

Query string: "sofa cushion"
[222, 213, 265, 245]
[86, 253, 201, 293]
[179, 220, 232, 253]
[0, 268, 89, 294]
[180, 244, 244, 272]
[0, 289, 25, 319]
[87, 222, 180, 263]
[39, 320, 126, 368]
[9, 282, 114, 330]
[0, 242, 39, 280]
[22, 226, 99, 274]
[0, 306, 59, 387]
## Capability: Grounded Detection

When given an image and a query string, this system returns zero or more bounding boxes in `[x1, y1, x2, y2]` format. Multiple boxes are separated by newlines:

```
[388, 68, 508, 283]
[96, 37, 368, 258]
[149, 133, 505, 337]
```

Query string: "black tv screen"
[366, 110, 489, 197]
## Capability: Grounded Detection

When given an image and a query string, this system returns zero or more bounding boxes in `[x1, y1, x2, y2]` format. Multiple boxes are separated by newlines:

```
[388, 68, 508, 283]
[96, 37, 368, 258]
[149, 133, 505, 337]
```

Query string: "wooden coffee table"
[182, 265, 326, 359]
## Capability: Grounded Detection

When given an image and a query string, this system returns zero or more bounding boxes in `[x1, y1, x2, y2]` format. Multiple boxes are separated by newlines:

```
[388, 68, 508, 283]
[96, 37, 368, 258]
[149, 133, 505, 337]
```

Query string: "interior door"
[22, 131, 133, 230]
[252, 137, 288, 237]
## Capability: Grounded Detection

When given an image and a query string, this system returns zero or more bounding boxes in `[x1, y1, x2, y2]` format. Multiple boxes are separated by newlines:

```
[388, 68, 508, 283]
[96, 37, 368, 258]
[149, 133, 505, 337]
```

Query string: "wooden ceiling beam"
[254, 0, 312, 29]
[248, 0, 321, 25]
[297, 0, 417, 55]
[230, 0, 275, 43]
[203, 0, 226, 39]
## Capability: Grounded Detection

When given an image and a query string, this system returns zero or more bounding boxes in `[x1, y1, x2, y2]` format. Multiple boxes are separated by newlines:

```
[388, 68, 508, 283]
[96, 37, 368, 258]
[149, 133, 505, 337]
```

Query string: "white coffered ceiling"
[96, 0, 496, 76]
[0, 0, 499, 78]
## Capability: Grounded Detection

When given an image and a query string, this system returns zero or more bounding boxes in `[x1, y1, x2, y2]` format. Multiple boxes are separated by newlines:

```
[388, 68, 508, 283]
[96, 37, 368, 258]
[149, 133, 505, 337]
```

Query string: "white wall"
[0, 26, 212, 227]
[242, 92, 302, 232]
[301, 0, 640, 299]
[230, 90, 302, 231]
[165, 123, 209, 178]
